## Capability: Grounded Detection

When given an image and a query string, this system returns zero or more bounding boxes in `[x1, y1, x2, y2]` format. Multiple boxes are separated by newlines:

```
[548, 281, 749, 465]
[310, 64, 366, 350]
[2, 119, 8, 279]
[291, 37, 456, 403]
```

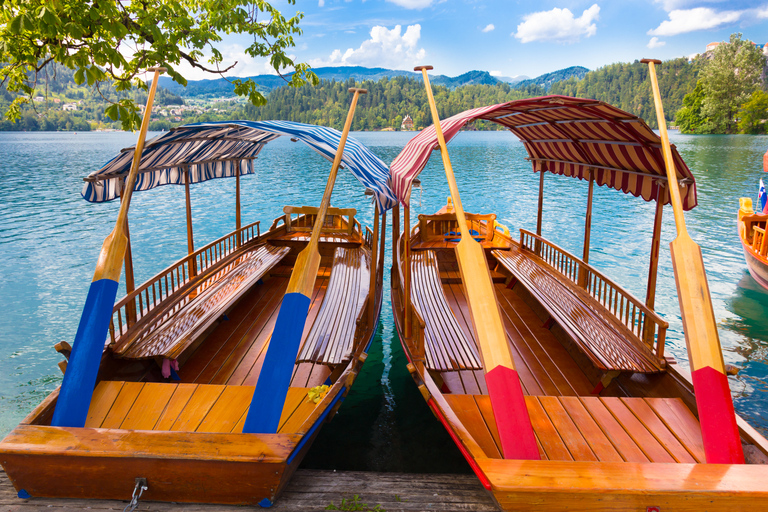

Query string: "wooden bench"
[410, 250, 482, 371]
[417, 212, 496, 243]
[296, 247, 369, 366]
[493, 248, 665, 375]
[113, 244, 290, 360]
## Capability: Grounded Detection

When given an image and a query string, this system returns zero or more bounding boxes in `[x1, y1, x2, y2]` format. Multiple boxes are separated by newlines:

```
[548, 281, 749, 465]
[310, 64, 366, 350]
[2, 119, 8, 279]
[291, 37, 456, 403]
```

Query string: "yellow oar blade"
[289, 244, 322, 298]
[643, 58, 743, 464]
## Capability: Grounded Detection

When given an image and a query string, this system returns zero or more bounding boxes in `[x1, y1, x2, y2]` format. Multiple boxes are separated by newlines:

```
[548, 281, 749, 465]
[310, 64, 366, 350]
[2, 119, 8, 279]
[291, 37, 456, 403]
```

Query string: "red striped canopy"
[390, 95, 697, 210]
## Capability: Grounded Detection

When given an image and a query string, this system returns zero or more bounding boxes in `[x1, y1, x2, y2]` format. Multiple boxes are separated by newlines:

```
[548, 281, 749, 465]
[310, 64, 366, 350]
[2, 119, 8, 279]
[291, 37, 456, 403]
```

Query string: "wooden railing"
[364, 226, 374, 249]
[282, 206, 357, 235]
[519, 229, 668, 353]
[108, 220, 261, 345]
[753, 226, 768, 256]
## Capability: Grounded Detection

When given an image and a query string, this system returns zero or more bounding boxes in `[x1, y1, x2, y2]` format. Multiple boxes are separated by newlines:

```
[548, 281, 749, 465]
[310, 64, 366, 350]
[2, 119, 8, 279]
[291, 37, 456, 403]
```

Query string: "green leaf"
[104, 104, 119, 121]
[73, 67, 85, 85]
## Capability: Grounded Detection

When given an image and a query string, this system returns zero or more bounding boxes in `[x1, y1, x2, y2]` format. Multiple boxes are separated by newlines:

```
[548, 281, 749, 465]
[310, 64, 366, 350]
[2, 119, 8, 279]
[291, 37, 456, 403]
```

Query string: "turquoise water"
[1, 130, 767, 472]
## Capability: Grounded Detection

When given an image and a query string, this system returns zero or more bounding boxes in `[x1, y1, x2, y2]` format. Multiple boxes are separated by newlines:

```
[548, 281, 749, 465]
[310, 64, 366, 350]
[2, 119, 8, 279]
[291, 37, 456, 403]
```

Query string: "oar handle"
[415, 66, 470, 238]
[641, 59, 687, 237]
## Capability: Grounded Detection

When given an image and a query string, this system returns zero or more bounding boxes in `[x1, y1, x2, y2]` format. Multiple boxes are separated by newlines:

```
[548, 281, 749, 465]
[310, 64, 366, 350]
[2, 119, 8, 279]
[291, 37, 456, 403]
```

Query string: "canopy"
[83, 120, 397, 212]
[390, 96, 697, 210]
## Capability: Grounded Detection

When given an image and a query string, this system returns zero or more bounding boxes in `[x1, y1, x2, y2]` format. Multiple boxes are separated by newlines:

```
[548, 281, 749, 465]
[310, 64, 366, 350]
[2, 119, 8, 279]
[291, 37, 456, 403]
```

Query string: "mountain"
[514, 66, 590, 90]
[497, 75, 530, 84]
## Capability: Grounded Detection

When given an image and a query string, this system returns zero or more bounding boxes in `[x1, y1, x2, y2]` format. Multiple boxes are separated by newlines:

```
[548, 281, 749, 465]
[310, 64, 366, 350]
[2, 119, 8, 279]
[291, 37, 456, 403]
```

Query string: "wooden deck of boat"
[0, 469, 497, 512]
[178, 260, 334, 389]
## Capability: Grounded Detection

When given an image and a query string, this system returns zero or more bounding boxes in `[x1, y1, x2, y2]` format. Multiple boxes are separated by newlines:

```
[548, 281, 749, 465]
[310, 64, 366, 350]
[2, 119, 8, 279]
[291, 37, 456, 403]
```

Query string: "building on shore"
[401, 114, 414, 131]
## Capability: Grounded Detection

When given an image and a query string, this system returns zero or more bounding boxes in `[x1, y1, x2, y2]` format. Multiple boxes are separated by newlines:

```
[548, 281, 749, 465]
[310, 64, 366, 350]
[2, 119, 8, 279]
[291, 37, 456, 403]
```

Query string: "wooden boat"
[390, 90, 768, 509]
[0, 115, 396, 506]
[737, 151, 768, 291]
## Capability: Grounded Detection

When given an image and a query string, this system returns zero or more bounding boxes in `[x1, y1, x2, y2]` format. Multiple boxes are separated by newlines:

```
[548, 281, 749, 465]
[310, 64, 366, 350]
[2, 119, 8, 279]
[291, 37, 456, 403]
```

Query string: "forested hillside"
[549, 58, 698, 128]
[239, 76, 547, 131]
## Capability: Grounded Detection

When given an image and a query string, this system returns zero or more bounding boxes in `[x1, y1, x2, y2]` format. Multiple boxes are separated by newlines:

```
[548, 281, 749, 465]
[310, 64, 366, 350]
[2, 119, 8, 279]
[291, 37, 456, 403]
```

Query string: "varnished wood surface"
[0, 469, 497, 512]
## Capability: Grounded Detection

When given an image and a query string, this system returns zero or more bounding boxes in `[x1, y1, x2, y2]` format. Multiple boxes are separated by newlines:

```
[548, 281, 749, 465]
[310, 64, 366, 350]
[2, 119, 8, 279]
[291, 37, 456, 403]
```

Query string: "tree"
[700, 33, 766, 134]
[738, 90, 768, 134]
[0, 0, 318, 130]
[675, 80, 712, 134]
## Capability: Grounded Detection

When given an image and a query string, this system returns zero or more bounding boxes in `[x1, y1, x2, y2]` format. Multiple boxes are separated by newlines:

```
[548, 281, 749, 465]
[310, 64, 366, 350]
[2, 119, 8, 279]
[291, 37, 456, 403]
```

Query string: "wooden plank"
[170, 385, 225, 432]
[559, 396, 623, 462]
[525, 396, 572, 461]
[154, 383, 198, 430]
[84, 381, 124, 428]
[646, 397, 706, 463]
[579, 397, 649, 462]
[444, 395, 502, 458]
[233, 387, 309, 433]
[474, 395, 503, 456]
[120, 383, 177, 430]
[621, 397, 696, 463]
[196, 385, 253, 433]
[600, 397, 675, 463]
[538, 396, 597, 461]
[99, 382, 144, 429]
[278, 394, 320, 435]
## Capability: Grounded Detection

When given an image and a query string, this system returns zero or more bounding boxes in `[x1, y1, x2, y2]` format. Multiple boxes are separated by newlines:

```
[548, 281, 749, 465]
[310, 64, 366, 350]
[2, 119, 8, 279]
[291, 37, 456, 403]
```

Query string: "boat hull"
[741, 239, 768, 291]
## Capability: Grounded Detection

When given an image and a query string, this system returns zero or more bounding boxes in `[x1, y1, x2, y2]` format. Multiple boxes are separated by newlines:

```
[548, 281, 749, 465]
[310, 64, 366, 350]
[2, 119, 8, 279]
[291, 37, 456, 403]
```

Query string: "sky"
[178, 0, 768, 81]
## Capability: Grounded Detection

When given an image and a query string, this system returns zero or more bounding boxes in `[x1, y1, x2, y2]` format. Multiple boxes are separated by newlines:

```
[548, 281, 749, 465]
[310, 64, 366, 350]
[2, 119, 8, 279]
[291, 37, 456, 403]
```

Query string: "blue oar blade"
[51, 278, 119, 427]
[242, 292, 311, 433]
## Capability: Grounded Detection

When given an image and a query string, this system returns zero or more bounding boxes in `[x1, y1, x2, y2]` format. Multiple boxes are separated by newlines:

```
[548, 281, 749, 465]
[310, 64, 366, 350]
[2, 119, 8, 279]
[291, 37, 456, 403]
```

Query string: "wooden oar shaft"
[643, 60, 687, 237]
[416, 65, 538, 460]
[643, 58, 743, 464]
[416, 67, 470, 238]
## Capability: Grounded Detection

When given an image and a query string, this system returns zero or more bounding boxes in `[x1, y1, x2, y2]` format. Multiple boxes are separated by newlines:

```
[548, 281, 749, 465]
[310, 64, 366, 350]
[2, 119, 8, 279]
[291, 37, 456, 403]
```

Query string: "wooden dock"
[1, 468, 497, 511]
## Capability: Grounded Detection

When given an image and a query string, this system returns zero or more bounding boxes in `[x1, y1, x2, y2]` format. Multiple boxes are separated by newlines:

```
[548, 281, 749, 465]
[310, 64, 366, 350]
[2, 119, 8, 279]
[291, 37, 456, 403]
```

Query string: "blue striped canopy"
[82, 120, 397, 212]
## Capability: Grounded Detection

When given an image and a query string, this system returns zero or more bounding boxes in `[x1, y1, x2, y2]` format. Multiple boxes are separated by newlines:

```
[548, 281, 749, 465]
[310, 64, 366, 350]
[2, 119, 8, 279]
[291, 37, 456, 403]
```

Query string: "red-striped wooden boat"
[390, 97, 768, 510]
[737, 152, 768, 291]
[0, 121, 394, 507]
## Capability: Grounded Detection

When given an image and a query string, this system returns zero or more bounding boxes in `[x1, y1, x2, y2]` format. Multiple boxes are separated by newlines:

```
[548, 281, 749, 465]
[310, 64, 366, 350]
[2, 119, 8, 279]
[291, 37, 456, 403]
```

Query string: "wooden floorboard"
[1, 469, 497, 511]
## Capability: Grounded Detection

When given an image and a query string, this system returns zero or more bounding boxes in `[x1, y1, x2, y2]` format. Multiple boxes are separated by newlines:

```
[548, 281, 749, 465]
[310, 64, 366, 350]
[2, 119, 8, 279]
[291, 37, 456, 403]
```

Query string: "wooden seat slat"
[115, 244, 290, 361]
[600, 397, 676, 463]
[526, 396, 574, 461]
[620, 397, 696, 463]
[84, 381, 125, 428]
[100, 382, 145, 429]
[410, 250, 482, 371]
[297, 248, 369, 366]
[444, 395, 503, 459]
[153, 384, 198, 430]
[646, 397, 706, 463]
[493, 248, 664, 374]
[538, 396, 598, 461]
[120, 383, 177, 431]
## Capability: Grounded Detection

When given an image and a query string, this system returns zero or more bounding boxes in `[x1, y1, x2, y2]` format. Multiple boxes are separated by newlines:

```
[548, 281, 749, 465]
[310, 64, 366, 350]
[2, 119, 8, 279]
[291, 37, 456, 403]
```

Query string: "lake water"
[1, 130, 767, 473]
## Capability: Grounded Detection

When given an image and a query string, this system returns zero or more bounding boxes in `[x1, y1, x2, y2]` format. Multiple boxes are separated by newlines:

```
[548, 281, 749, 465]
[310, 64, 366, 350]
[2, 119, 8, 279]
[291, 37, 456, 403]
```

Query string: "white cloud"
[514, 4, 600, 44]
[385, 0, 434, 8]
[482, 24, 495, 33]
[758, 6, 768, 18]
[489, 70, 502, 76]
[647, 36, 666, 48]
[648, 8, 742, 36]
[318, 0, 324, 6]
[310, 24, 426, 70]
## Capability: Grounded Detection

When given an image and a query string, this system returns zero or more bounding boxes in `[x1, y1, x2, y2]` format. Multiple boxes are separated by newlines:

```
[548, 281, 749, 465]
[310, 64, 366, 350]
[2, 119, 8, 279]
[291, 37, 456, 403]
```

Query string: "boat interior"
[31, 206, 384, 437]
[393, 205, 768, 465]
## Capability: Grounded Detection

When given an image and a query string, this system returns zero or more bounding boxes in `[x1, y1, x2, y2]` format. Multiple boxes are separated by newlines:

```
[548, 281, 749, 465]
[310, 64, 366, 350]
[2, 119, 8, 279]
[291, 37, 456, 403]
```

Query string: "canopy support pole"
[645, 186, 665, 312]
[404, 204, 412, 339]
[184, 166, 196, 277]
[235, 162, 242, 247]
[578, 171, 595, 288]
[369, 203, 380, 326]
[392, 203, 400, 288]
[535, 168, 545, 254]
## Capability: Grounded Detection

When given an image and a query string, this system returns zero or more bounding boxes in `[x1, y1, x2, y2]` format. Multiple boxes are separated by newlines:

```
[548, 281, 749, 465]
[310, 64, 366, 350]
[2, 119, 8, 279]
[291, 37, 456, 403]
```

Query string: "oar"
[51, 67, 166, 427]
[643, 58, 744, 464]
[415, 65, 539, 460]
[243, 88, 367, 434]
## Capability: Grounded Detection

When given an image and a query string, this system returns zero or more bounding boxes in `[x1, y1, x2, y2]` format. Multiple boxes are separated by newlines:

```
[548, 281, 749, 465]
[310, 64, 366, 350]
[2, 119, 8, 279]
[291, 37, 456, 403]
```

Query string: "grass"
[325, 494, 386, 511]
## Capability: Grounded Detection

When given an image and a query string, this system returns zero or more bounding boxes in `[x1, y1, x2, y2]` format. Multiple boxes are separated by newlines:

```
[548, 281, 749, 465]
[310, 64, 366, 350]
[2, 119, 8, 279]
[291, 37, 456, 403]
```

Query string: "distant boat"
[0, 120, 396, 507]
[390, 96, 768, 510]
[737, 151, 768, 292]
